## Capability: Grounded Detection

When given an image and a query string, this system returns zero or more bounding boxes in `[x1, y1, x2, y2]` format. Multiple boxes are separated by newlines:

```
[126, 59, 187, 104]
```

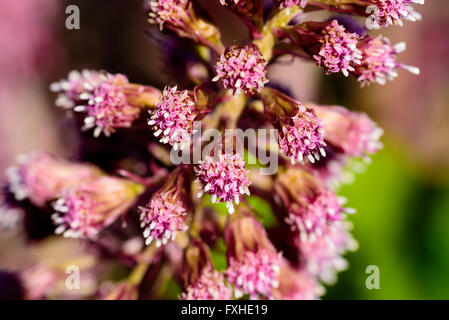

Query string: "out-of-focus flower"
[354, 36, 419, 86]
[195, 149, 250, 214]
[20, 264, 61, 300]
[225, 214, 282, 299]
[314, 0, 423, 28]
[50, 70, 161, 137]
[308, 104, 383, 158]
[275, 168, 351, 242]
[180, 240, 232, 300]
[139, 168, 190, 247]
[146, 0, 224, 53]
[261, 87, 326, 164]
[295, 220, 358, 284]
[52, 177, 144, 239]
[278, 0, 308, 9]
[272, 261, 324, 300]
[213, 44, 268, 96]
[6, 152, 104, 207]
[148, 86, 199, 150]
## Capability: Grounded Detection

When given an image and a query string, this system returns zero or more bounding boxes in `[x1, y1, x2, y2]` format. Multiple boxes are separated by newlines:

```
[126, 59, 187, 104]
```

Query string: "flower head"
[296, 220, 358, 284]
[195, 152, 250, 214]
[355, 36, 419, 86]
[272, 262, 324, 300]
[261, 88, 326, 164]
[181, 266, 232, 300]
[180, 240, 232, 300]
[225, 215, 282, 299]
[139, 169, 189, 247]
[52, 176, 144, 239]
[310, 104, 383, 158]
[147, 0, 190, 31]
[275, 168, 350, 243]
[213, 44, 268, 95]
[148, 86, 198, 150]
[51, 70, 160, 136]
[314, 20, 362, 77]
[6, 152, 104, 206]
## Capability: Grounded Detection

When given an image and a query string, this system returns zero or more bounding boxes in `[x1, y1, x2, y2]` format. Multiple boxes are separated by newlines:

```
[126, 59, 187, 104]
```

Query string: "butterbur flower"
[213, 44, 268, 96]
[147, 0, 223, 54]
[6, 152, 104, 207]
[139, 169, 190, 247]
[148, 86, 199, 150]
[52, 176, 144, 239]
[308, 104, 383, 158]
[272, 261, 324, 300]
[278, 20, 362, 76]
[51, 70, 160, 137]
[275, 168, 351, 243]
[314, 20, 362, 76]
[328, 0, 423, 28]
[219, 0, 264, 28]
[180, 241, 232, 300]
[225, 214, 282, 299]
[278, 0, 307, 9]
[261, 87, 326, 164]
[295, 220, 358, 284]
[354, 36, 419, 86]
[195, 147, 250, 214]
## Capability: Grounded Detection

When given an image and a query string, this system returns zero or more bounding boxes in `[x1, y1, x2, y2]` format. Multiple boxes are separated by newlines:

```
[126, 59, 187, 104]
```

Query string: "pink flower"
[181, 266, 232, 300]
[51, 70, 160, 136]
[261, 88, 326, 164]
[139, 169, 189, 247]
[355, 36, 419, 86]
[367, 0, 423, 28]
[148, 86, 198, 150]
[213, 44, 268, 95]
[147, 0, 190, 31]
[52, 176, 144, 239]
[226, 249, 282, 299]
[296, 220, 358, 284]
[195, 153, 250, 214]
[6, 152, 104, 207]
[279, 0, 307, 9]
[272, 262, 324, 300]
[310, 104, 383, 158]
[314, 20, 362, 77]
[225, 215, 282, 299]
[275, 168, 351, 243]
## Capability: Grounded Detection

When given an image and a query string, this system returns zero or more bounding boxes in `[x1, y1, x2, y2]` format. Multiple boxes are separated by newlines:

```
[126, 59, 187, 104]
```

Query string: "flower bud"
[52, 176, 144, 239]
[6, 152, 104, 207]
[275, 167, 350, 243]
[261, 87, 326, 164]
[50, 70, 161, 137]
[225, 214, 282, 299]
[139, 168, 190, 247]
[180, 240, 232, 300]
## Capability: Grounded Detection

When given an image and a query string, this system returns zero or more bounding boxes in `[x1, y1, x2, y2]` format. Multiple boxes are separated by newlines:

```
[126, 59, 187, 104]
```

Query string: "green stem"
[127, 243, 157, 285]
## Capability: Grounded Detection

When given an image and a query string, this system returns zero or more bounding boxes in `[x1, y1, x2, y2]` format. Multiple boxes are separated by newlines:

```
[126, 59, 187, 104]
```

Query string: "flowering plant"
[1, 0, 423, 300]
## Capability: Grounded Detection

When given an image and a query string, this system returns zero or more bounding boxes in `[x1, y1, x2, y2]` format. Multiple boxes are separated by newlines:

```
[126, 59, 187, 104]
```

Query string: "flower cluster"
[1, 0, 425, 301]
[213, 44, 268, 95]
